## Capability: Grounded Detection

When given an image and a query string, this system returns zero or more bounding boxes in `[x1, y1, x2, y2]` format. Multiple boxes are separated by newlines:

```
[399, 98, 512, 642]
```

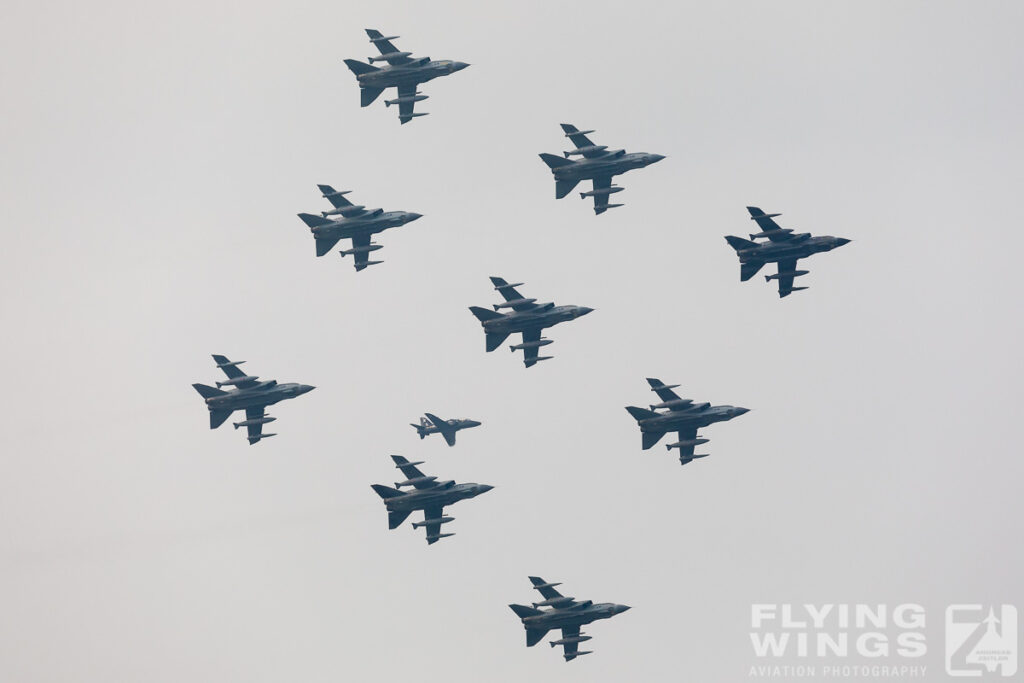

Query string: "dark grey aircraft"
[410, 413, 482, 446]
[192, 355, 315, 445]
[371, 455, 493, 545]
[469, 277, 594, 368]
[625, 378, 749, 465]
[725, 206, 851, 297]
[539, 124, 665, 214]
[509, 576, 631, 662]
[297, 185, 422, 271]
[344, 29, 469, 124]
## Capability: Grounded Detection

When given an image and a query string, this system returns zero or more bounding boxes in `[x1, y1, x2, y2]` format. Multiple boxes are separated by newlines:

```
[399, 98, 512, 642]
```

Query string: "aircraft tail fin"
[360, 86, 385, 107]
[725, 235, 758, 251]
[298, 213, 332, 228]
[539, 153, 575, 170]
[371, 484, 404, 500]
[509, 604, 544, 620]
[344, 59, 380, 76]
[192, 383, 226, 399]
[625, 406, 659, 421]
[469, 306, 504, 323]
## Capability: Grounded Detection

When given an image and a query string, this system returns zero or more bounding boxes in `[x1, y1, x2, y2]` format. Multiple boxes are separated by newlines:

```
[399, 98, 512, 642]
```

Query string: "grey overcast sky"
[1, 1, 1022, 681]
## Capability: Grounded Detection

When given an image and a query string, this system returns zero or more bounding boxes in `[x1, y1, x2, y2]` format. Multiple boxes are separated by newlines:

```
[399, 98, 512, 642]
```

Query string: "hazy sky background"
[2, 1, 1022, 681]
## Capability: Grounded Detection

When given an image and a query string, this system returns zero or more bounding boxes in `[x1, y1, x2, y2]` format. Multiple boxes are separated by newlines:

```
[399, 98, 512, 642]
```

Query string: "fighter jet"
[371, 455, 493, 544]
[625, 378, 749, 465]
[192, 355, 315, 445]
[410, 413, 482, 446]
[509, 576, 631, 662]
[469, 277, 594, 368]
[539, 124, 665, 214]
[297, 185, 422, 271]
[343, 29, 469, 124]
[725, 206, 851, 297]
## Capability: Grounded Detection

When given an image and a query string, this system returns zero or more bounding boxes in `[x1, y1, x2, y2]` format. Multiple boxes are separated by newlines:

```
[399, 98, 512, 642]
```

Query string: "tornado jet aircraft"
[725, 206, 851, 297]
[469, 277, 593, 368]
[192, 355, 315, 445]
[539, 124, 665, 214]
[625, 378, 749, 465]
[371, 455, 493, 544]
[410, 413, 482, 446]
[297, 185, 422, 271]
[509, 576, 631, 662]
[344, 29, 469, 124]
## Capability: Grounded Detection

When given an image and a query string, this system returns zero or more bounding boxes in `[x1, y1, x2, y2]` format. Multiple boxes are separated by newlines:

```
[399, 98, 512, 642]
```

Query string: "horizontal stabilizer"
[209, 409, 232, 429]
[486, 332, 511, 352]
[740, 260, 765, 281]
[526, 627, 551, 647]
[565, 651, 592, 661]
[315, 235, 342, 257]
[642, 430, 666, 450]
[360, 86, 385, 107]
[248, 433, 275, 444]
[555, 178, 580, 199]
[387, 510, 412, 529]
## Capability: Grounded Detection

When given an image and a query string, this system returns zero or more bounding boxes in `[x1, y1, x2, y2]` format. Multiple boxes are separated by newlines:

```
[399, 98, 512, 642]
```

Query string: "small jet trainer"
[344, 29, 469, 124]
[509, 576, 631, 662]
[411, 413, 482, 446]
[625, 378, 749, 465]
[469, 277, 594, 368]
[725, 206, 851, 297]
[371, 455, 493, 545]
[539, 124, 665, 214]
[192, 355, 315, 445]
[297, 185, 422, 271]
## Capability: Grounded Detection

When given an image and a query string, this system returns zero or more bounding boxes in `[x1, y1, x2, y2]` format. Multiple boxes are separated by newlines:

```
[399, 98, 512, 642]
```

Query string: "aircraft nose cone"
[406, 212, 423, 222]
[578, 307, 595, 316]
[301, 385, 316, 394]
[480, 484, 495, 493]
[735, 407, 750, 416]
[836, 238, 851, 246]
[615, 604, 632, 614]
[454, 62, 470, 71]
[650, 154, 666, 164]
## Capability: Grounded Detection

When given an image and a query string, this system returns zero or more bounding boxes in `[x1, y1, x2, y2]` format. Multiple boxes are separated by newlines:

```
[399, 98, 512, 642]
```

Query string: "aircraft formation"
[192, 27, 855, 665]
